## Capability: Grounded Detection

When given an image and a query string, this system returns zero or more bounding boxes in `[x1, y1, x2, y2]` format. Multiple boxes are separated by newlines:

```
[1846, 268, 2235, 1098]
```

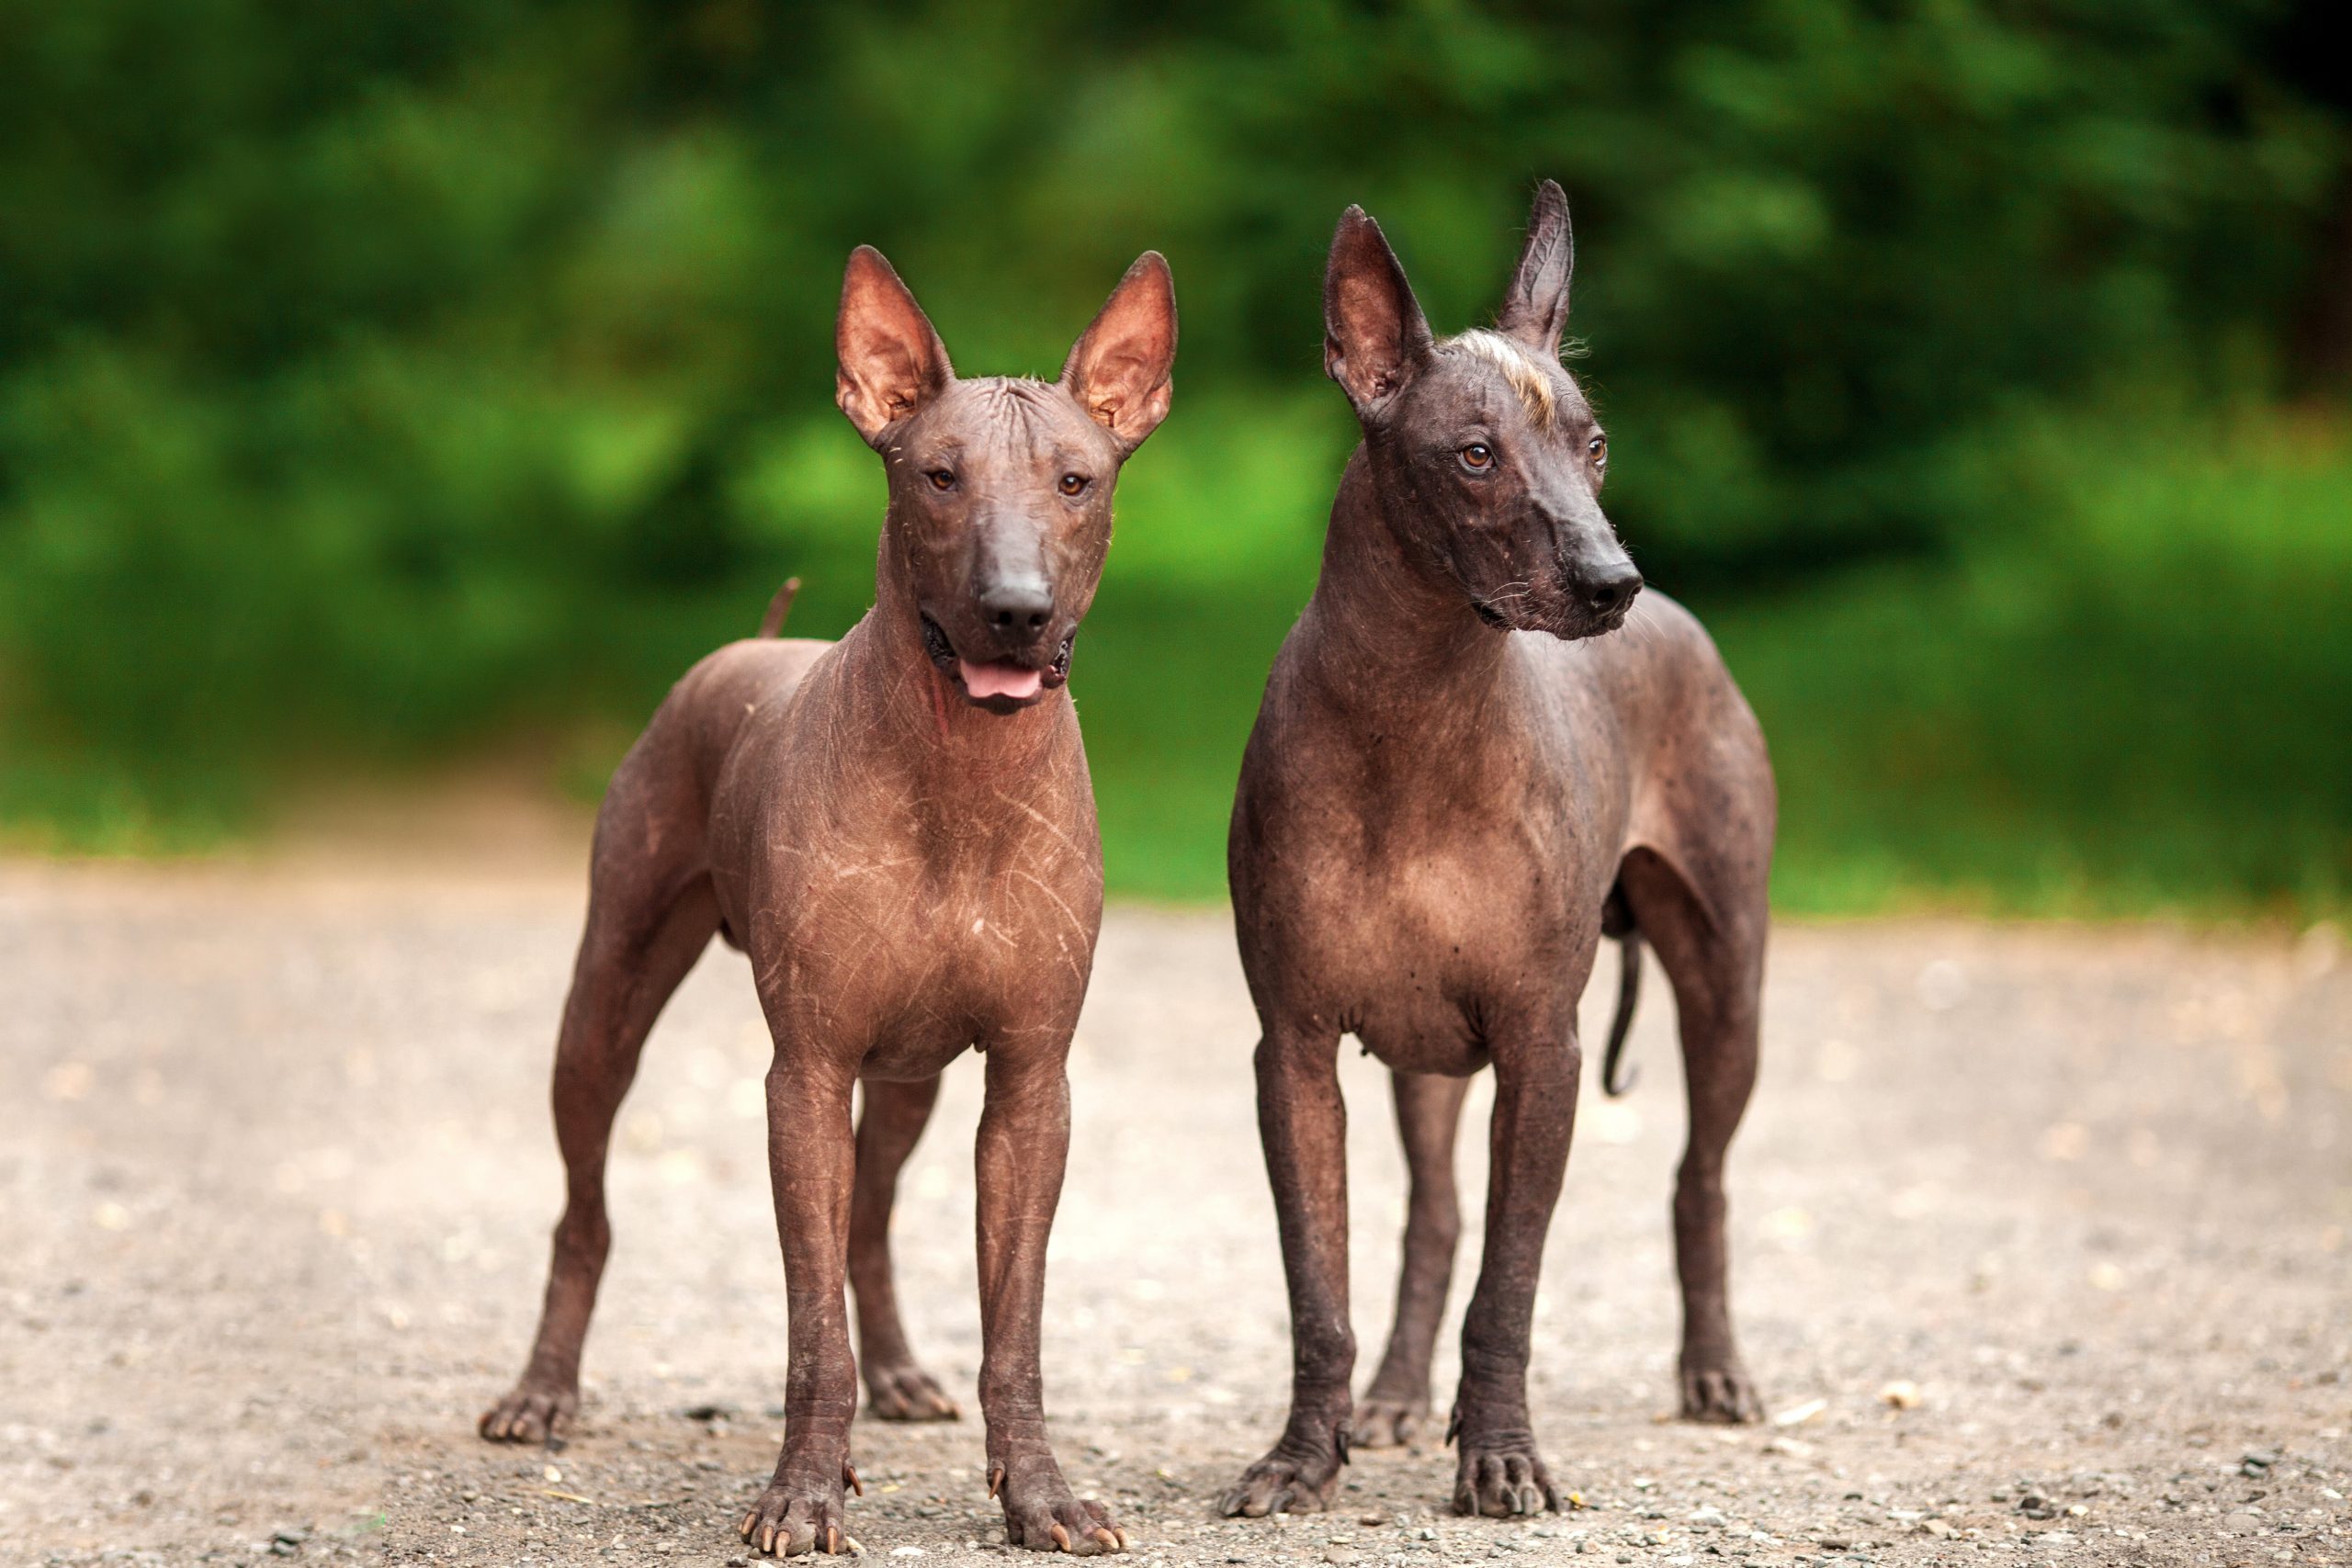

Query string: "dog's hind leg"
[1353, 1070, 1472, 1448]
[481, 749, 719, 1444]
[1617, 842, 1766, 1424]
[849, 1075, 960, 1420]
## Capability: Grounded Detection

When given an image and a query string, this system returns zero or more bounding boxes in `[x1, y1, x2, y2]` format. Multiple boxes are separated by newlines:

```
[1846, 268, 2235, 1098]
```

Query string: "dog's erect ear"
[836, 245, 954, 446]
[1496, 179, 1574, 357]
[1061, 252, 1178, 452]
[1325, 206, 1433, 413]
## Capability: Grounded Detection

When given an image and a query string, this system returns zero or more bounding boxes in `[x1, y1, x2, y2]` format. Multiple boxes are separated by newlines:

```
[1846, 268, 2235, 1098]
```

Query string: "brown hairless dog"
[477, 244, 1177, 1559]
[1220, 183, 1773, 1521]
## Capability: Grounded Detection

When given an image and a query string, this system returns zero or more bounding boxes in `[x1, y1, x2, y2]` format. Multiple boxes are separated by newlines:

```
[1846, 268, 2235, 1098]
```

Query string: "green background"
[3, 0, 2347, 916]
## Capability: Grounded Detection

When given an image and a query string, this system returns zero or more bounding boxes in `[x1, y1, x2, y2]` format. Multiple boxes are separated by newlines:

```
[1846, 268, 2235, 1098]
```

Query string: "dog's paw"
[1679, 1359, 1763, 1424]
[478, 1381, 577, 1444]
[1218, 1441, 1342, 1518]
[739, 1472, 853, 1558]
[1350, 1393, 1430, 1450]
[996, 1467, 1126, 1553]
[1452, 1438, 1560, 1518]
[865, 1360, 960, 1422]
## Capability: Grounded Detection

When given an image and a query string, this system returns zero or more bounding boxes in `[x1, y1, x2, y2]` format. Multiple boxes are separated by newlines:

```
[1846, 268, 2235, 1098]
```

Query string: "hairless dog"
[478, 244, 1177, 1558]
[1220, 183, 1774, 1521]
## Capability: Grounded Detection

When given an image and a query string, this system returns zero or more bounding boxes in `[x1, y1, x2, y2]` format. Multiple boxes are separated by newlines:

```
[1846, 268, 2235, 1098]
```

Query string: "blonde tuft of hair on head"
[1447, 329, 1559, 428]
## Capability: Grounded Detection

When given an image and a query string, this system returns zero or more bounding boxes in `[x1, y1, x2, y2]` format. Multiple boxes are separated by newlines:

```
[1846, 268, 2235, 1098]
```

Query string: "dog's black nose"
[1584, 563, 1642, 615]
[979, 581, 1054, 645]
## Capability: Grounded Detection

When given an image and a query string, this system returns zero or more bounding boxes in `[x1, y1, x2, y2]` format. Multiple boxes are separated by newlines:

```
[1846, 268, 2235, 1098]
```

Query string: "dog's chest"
[752, 810, 1102, 1070]
[1299, 817, 1577, 1060]
[1240, 720, 1620, 1061]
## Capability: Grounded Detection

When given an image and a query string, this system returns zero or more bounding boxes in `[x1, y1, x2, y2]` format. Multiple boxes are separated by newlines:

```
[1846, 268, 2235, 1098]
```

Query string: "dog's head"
[1323, 181, 1638, 640]
[835, 247, 1176, 713]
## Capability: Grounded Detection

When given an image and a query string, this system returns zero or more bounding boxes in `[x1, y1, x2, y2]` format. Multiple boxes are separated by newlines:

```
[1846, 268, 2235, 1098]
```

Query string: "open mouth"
[919, 614, 1074, 711]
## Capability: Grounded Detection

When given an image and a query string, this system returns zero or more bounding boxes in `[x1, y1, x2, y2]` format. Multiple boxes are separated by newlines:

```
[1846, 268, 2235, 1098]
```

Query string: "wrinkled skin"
[479, 245, 1175, 1560]
[1221, 184, 1774, 1524]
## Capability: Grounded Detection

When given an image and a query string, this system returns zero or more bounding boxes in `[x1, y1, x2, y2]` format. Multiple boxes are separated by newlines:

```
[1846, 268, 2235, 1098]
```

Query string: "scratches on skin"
[927, 667, 951, 742]
[492, 259, 1171, 1558]
[1007, 870, 1089, 980]
[831, 854, 918, 881]
[991, 790, 1088, 865]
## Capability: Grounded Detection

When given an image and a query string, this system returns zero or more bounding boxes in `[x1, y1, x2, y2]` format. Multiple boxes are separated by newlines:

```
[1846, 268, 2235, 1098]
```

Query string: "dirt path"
[3, 863, 2347, 1568]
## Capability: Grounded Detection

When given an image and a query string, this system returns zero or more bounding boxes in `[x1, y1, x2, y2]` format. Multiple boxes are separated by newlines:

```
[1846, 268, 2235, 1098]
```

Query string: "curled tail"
[758, 577, 802, 637]
[1600, 885, 1643, 1097]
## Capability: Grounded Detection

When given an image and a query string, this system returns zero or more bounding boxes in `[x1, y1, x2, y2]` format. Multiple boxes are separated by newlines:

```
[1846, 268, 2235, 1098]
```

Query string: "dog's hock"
[1061, 251, 1178, 450]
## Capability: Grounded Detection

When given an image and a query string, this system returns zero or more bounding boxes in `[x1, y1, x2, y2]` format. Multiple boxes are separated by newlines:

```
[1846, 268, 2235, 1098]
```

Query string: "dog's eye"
[1058, 473, 1090, 497]
[1460, 443, 1493, 471]
[1588, 436, 1607, 462]
[925, 468, 956, 491]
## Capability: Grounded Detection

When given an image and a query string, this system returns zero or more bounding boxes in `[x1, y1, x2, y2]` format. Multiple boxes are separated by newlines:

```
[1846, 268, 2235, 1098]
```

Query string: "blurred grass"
[5, 397, 2345, 920]
[4, 1, 2345, 919]
[1729, 405, 2352, 920]
[1071, 400, 2352, 915]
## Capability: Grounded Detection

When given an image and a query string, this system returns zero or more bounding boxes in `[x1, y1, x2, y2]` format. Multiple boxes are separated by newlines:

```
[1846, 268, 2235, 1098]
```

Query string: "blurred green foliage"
[1, 0, 2346, 913]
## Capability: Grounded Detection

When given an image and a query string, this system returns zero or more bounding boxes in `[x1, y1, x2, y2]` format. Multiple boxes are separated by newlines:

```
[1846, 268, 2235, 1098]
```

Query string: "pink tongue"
[958, 660, 1043, 701]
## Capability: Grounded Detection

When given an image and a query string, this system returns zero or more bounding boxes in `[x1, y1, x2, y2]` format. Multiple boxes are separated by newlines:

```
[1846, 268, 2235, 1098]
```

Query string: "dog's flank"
[1221, 180, 1775, 1523]
[479, 245, 1175, 1560]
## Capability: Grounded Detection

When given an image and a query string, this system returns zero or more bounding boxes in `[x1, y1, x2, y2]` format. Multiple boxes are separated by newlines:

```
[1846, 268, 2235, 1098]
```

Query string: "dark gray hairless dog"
[1220, 183, 1774, 1521]
[478, 244, 1177, 1558]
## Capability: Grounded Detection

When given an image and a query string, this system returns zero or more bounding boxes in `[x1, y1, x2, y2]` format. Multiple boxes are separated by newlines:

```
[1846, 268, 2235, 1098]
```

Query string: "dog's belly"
[857, 1018, 988, 1081]
[1352, 996, 1495, 1077]
[1269, 845, 1579, 1076]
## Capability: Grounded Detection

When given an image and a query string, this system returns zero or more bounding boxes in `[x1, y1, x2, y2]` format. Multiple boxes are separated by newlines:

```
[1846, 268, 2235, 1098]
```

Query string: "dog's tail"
[1600, 885, 1642, 1098]
[757, 577, 802, 637]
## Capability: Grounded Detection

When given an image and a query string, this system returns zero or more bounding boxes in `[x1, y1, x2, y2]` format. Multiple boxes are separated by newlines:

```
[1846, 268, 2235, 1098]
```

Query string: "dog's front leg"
[741, 1053, 861, 1558]
[850, 1075, 961, 1421]
[974, 1043, 1127, 1554]
[1354, 1069, 1474, 1448]
[1220, 1021, 1351, 1517]
[1450, 1022, 1579, 1517]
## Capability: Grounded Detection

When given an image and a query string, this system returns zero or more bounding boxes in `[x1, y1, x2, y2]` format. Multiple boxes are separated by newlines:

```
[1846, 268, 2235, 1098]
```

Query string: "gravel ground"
[3, 859, 2348, 1568]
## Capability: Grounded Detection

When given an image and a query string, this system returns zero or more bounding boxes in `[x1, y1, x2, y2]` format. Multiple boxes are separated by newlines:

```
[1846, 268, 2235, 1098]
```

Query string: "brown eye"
[926, 468, 956, 491]
[1460, 443, 1493, 470]
[1588, 435, 1607, 462]
[1059, 472, 1089, 497]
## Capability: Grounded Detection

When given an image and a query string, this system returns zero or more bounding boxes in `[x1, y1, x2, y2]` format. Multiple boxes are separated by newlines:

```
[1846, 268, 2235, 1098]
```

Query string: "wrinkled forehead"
[904, 377, 1105, 460]
[1416, 330, 1590, 432]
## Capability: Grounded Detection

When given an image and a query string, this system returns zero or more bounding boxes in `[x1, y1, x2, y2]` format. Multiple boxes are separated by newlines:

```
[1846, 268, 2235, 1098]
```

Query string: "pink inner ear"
[1082, 346, 1156, 423]
[1064, 256, 1175, 440]
[844, 321, 934, 406]
[836, 248, 951, 437]
[1335, 275, 1402, 359]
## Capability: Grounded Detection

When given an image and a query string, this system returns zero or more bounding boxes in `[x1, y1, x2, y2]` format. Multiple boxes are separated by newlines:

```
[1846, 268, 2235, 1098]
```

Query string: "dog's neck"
[841, 520, 1078, 776]
[1301, 447, 1510, 720]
